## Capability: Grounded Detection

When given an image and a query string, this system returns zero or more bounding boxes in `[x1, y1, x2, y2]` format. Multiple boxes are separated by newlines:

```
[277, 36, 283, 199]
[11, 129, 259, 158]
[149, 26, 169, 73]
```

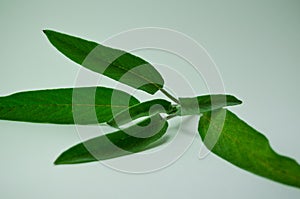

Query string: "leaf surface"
[43, 30, 164, 94]
[55, 114, 168, 164]
[198, 109, 300, 188]
[178, 94, 242, 115]
[108, 99, 176, 127]
[0, 87, 139, 124]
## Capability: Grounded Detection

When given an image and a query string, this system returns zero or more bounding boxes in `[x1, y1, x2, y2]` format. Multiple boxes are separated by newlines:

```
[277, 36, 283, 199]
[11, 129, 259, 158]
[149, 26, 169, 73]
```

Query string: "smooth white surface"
[0, 0, 300, 198]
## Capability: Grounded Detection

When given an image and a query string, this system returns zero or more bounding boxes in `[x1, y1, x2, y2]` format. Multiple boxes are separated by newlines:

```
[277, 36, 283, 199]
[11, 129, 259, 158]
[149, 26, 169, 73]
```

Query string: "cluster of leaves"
[0, 30, 299, 188]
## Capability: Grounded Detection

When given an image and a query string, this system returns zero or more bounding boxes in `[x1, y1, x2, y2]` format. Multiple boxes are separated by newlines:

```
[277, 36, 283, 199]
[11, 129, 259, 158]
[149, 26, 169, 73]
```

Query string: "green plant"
[0, 30, 299, 188]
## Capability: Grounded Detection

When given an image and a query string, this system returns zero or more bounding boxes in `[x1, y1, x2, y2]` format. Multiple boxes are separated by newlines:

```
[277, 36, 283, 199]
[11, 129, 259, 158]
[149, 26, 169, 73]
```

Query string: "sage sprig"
[0, 29, 299, 189]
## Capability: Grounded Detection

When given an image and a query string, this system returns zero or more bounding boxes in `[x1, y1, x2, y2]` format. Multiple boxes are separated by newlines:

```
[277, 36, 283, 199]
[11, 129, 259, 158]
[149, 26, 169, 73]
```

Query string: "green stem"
[166, 114, 177, 120]
[160, 88, 179, 104]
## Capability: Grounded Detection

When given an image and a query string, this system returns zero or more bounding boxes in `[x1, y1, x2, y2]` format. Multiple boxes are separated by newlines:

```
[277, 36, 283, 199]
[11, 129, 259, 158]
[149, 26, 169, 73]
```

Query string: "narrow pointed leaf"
[0, 87, 139, 124]
[108, 99, 176, 127]
[54, 114, 168, 164]
[178, 94, 242, 115]
[43, 30, 164, 94]
[198, 109, 300, 188]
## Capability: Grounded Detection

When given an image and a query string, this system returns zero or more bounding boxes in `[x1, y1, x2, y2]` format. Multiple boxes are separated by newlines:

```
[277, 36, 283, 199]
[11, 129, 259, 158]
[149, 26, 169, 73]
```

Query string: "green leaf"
[43, 30, 164, 94]
[54, 114, 168, 164]
[107, 99, 176, 128]
[178, 94, 242, 115]
[198, 109, 300, 188]
[0, 87, 139, 124]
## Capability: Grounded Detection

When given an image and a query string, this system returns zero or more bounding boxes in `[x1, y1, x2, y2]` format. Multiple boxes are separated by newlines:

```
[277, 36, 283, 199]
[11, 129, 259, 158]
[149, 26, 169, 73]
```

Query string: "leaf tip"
[42, 29, 49, 35]
[228, 95, 243, 106]
[42, 29, 54, 37]
[53, 156, 64, 165]
[237, 98, 243, 105]
[53, 151, 72, 165]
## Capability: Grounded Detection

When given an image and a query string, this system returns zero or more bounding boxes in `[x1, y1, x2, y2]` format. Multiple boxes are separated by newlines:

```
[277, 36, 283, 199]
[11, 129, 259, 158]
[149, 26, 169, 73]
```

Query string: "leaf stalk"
[160, 88, 179, 104]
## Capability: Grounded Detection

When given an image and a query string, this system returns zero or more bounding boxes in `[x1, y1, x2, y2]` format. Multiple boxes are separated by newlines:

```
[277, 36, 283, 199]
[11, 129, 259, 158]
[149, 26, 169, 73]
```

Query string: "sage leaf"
[108, 99, 176, 127]
[54, 114, 168, 164]
[43, 30, 164, 94]
[0, 87, 139, 124]
[178, 94, 242, 115]
[198, 109, 300, 188]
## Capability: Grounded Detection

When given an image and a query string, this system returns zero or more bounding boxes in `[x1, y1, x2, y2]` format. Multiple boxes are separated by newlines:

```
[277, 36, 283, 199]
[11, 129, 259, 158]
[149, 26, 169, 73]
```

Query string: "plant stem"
[166, 114, 177, 120]
[160, 88, 179, 104]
